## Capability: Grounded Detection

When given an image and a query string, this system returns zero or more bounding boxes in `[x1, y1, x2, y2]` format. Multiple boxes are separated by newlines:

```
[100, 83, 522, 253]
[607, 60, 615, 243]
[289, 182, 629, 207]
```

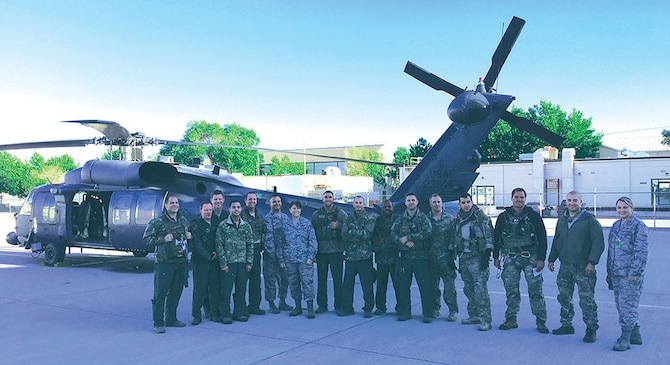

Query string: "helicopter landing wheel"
[44, 242, 65, 266]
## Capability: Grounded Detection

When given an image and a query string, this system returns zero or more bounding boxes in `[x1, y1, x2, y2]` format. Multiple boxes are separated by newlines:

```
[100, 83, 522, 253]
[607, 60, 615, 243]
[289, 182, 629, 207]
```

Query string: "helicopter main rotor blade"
[501, 111, 564, 147]
[161, 140, 400, 167]
[61, 120, 131, 141]
[0, 139, 97, 151]
[404, 62, 464, 97]
[482, 16, 525, 92]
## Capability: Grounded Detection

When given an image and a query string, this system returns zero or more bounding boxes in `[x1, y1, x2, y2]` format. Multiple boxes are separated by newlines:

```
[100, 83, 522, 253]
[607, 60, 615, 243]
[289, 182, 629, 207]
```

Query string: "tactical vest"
[502, 211, 537, 249]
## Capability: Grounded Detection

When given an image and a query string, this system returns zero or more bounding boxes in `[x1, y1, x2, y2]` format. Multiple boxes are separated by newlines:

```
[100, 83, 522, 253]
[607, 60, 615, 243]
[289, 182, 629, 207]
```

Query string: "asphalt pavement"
[0, 213, 669, 364]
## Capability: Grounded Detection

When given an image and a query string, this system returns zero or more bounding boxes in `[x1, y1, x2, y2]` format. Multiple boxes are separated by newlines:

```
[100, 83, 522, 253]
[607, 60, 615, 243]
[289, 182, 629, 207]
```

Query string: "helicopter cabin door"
[108, 190, 165, 253]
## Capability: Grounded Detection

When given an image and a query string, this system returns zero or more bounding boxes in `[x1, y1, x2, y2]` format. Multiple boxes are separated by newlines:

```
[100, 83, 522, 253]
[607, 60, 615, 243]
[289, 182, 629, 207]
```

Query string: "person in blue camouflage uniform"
[263, 195, 293, 314]
[427, 194, 458, 321]
[372, 200, 398, 315]
[215, 200, 254, 324]
[339, 196, 377, 318]
[311, 190, 348, 313]
[548, 191, 604, 343]
[453, 192, 494, 331]
[143, 194, 192, 334]
[240, 192, 266, 316]
[493, 188, 549, 333]
[280, 201, 318, 319]
[607, 197, 648, 351]
[188, 201, 220, 325]
[391, 193, 433, 323]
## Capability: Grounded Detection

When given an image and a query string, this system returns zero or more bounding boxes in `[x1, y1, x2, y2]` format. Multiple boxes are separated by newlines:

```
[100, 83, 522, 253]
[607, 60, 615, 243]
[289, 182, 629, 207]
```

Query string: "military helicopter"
[2, 16, 563, 266]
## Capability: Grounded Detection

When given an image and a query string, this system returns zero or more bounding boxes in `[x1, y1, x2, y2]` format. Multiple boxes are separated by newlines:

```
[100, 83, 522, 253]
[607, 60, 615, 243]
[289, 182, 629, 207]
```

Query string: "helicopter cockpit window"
[112, 195, 132, 225]
[136, 195, 156, 225]
[38, 194, 56, 222]
[19, 191, 34, 216]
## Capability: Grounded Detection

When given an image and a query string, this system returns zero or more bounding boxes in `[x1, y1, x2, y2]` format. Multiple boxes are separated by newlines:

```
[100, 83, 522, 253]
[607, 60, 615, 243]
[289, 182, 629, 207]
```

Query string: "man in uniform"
[311, 190, 348, 313]
[143, 194, 192, 334]
[428, 193, 458, 321]
[391, 193, 433, 323]
[372, 199, 398, 315]
[211, 189, 228, 226]
[339, 196, 376, 318]
[216, 200, 253, 324]
[453, 192, 494, 331]
[203, 189, 227, 319]
[493, 188, 549, 333]
[263, 195, 293, 313]
[189, 201, 220, 325]
[548, 191, 604, 343]
[240, 191, 266, 315]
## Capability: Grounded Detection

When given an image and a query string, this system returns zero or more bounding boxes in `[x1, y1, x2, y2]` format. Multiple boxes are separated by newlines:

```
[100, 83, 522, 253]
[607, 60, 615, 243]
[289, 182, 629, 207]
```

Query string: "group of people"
[143, 188, 648, 352]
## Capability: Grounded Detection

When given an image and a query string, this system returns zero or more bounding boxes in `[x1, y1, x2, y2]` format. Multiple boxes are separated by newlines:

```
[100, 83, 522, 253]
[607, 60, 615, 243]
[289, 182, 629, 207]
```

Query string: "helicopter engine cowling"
[79, 160, 177, 186]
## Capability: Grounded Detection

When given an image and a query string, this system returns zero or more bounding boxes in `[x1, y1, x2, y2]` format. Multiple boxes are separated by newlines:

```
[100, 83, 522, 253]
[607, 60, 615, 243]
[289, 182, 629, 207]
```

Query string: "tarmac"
[0, 213, 669, 364]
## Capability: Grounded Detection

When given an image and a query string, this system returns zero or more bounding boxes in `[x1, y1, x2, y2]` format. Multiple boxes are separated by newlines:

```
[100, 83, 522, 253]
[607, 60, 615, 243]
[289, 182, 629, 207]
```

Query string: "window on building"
[470, 185, 495, 206]
[651, 179, 670, 207]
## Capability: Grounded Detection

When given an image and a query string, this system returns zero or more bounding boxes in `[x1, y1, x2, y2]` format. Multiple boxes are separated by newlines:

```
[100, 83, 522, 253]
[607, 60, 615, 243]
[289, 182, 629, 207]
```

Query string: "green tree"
[478, 101, 603, 162]
[662, 129, 670, 146]
[409, 137, 432, 158]
[268, 155, 305, 175]
[345, 146, 387, 187]
[101, 147, 124, 160]
[159, 121, 263, 176]
[393, 147, 411, 165]
[0, 152, 33, 197]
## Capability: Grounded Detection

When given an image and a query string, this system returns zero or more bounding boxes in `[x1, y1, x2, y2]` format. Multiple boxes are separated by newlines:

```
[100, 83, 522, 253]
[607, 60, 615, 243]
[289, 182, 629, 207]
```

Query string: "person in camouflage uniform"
[215, 200, 254, 324]
[607, 197, 648, 351]
[453, 192, 494, 331]
[263, 195, 293, 313]
[548, 191, 604, 343]
[339, 196, 377, 318]
[427, 194, 458, 321]
[493, 188, 549, 333]
[189, 201, 220, 325]
[372, 199, 398, 315]
[143, 194, 192, 334]
[280, 201, 318, 319]
[240, 192, 266, 316]
[391, 193, 433, 323]
[311, 190, 348, 313]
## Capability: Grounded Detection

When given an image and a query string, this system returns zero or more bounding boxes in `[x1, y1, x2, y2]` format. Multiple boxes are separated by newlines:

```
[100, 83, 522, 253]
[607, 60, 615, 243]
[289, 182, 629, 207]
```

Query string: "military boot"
[630, 324, 642, 345]
[583, 327, 597, 343]
[307, 300, 315, 319]
[612, 328, 632, 351]
[290, 301, 303, 316]
[536, 318, 549, 334]
[499, 317, 518, 330]
[279, 298, 293, 311]
[268, 300, 280, 314]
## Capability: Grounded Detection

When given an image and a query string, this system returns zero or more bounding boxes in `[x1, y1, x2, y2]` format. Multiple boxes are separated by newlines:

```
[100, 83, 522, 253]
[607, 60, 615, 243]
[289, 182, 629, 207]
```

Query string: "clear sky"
[1, 0, 669, 163]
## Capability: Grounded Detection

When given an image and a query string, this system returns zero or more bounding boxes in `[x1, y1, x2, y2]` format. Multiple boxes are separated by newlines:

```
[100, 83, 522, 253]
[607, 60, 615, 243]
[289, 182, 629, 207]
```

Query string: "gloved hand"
[480, 248, 492, 268]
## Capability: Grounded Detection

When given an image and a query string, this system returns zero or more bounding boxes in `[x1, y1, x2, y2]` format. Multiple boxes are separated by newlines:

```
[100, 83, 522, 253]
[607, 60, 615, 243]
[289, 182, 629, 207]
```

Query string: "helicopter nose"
[447, 91, 490, 124]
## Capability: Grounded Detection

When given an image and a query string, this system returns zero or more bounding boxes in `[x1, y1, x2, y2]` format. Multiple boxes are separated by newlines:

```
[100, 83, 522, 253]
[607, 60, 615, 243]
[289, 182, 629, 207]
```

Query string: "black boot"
[279, 298, 293, 311]
[307, 300, 315, 319]
[290, 302, 303, 316]
[268, 300, 280, 314]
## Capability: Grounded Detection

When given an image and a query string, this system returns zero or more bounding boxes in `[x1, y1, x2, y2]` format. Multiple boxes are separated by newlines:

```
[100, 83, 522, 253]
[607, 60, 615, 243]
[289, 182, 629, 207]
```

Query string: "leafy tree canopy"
[159, 120, 263, 176]
[268, 155, 304, 175]
[0, 152, 79, 197]
[478, 100, 603, 162]
[662, 129, 670, 146]
[345, 147, 386, 187]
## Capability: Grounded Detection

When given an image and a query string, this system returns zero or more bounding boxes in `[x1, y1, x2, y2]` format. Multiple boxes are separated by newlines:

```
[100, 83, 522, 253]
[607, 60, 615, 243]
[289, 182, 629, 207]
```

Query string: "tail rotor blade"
[502, 111, 564, 147]
[404, 61, 464, 97]
[483, 16, 525, 92]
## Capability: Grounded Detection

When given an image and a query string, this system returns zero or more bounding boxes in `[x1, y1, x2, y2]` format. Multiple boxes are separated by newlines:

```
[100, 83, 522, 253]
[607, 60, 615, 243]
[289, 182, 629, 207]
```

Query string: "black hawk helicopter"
[2, 16, 563, 266]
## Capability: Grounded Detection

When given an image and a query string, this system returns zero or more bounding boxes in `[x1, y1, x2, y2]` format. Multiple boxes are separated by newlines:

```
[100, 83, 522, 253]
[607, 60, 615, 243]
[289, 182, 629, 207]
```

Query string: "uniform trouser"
[501, 253, 547, 321]
[375, 262, 398, 311]
[316, 252, 344, 310]
[285, 262, 315, 303]
[430, 259, 458, 315]
[459, 254, 492, 323]
[263, 252, 288, 301]
[191, 259, 221, 319]
[342, 258, 375, 312]
[152, 262, 186, 326]
[613, 275, 643, 329]
[556, 262, 599, 330]
[245, 246, 263, 309]
[396, 257, 432, 318]
[220, 263, 249, 318]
